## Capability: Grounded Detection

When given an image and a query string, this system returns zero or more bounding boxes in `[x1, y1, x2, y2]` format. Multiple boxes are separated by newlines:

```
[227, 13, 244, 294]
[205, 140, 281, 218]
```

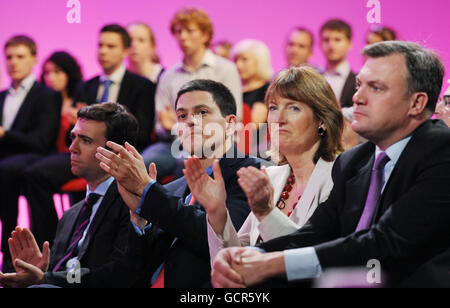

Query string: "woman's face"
[234, 51, 258, 82]
[43, 61, 68, 93]
[267, 95, 322, 155]
[128, 24, 154, 63]
[435, 95, 450, 127]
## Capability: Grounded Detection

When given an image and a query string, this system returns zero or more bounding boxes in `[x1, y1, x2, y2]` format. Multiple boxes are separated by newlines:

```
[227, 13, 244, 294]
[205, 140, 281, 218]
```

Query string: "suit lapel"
[59, 201, 85, 252]
[78, 182, 119, 260]
[90, 77, 100, 103]
[0, 91, 6, 124]
[117, 71, 131, 105]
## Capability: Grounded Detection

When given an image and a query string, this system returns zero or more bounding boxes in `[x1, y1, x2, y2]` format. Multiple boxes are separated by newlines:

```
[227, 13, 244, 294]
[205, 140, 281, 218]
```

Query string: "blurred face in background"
[42, 61, 68, 93]
[234, 51, 258, 82]
[320, 30, 352, 65]
[98, 32, 129, 75]
[128, 24, 154, 64]
[173, 22, 208, 56]
[285, 30, 313, 67]
[5, 44, 36, 84]
[435, 93, 450, 127]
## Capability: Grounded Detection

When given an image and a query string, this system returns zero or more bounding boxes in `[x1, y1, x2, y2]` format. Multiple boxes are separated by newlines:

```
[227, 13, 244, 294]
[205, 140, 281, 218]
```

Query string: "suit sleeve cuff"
[136, 180, 156, 215]
[284, 247, 322, 281]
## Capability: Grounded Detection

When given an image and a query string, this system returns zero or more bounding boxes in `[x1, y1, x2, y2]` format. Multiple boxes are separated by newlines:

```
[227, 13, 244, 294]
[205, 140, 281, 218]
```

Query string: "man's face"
[128, 24, 154, 63]
[69, 118, 108, 182]
[320, 29, 352, 64]
[175, 90, 235, 158]
[98, 32, 128, 74]
[285, 30, 312, 67]
[352, 54, 413, 147]
[173, 23, 208, 56]
[5, 45, 36, 83]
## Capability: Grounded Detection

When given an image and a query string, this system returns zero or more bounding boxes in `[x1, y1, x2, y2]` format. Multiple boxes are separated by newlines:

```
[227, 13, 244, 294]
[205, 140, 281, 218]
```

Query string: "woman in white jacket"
[184, 66, 345, 264]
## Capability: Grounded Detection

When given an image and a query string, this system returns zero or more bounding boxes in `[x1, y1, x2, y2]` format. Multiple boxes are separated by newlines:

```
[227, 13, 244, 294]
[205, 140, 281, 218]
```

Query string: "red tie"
[150, 194, 196, 288]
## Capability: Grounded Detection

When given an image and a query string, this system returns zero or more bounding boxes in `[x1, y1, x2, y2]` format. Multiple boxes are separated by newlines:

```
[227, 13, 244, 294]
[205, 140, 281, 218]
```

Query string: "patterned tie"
[52, 193, 101, 272]
[355, 152, 390, 231]
[151, 194, 196, 288]
[100, 79, 112, 103]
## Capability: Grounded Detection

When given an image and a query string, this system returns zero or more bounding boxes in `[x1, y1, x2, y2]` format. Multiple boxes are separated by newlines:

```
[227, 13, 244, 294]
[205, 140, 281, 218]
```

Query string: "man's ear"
[225, 115, 238, 137]
[408, 92, 429, 116]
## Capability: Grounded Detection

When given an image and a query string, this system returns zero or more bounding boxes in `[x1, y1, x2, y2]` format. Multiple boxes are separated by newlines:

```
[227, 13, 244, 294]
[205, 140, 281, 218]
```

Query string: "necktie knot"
[373, 152, 390, 171]
[85, 193, 101, 207]
[102, 79, 112, 87]
[100, 79, 113, 103]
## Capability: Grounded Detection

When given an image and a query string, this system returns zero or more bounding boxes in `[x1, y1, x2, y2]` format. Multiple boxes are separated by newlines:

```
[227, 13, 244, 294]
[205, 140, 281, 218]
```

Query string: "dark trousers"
[22, 153, 77, 248]
[0, 153, 43, 262]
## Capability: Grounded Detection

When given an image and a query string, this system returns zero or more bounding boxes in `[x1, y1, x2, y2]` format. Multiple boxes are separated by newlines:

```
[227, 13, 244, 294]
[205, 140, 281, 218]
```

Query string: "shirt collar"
[177, 49, 216, 72]
[86, 176, 114, 199]
[9, 74, 35, 94]
[375, 136, 412, 165]
[326, 61, 351, 77]
[100, 64, 126, 84]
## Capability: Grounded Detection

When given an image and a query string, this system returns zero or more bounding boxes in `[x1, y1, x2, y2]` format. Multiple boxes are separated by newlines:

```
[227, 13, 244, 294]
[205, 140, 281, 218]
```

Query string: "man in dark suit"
[0, 35, 61, 271]
[96, 79, 262, 287]
[0, 102, 143, 288]
[21, 24, 156, 250]
[211, 41, 450, 288]
[320, 19, 356, 108]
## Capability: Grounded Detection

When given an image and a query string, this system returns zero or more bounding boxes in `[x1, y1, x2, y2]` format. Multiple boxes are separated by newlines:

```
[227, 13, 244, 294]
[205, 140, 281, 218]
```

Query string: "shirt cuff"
[131, 219, 152, 236]
[136, 180, 156, 215]
[284, 247, 322, 281]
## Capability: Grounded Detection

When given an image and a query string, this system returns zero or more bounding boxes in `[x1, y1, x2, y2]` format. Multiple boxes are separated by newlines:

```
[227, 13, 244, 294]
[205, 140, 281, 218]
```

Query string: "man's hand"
[237, 166, 275, 221]
[211, 247, 247, 288]
[183, 157, 227, 235]
[8, 227, 50, 272]
[0, 126, 5, 138]
[0, 259, 45, 288]
[160, 105, 177, 131]
[96, 141, 153, 203]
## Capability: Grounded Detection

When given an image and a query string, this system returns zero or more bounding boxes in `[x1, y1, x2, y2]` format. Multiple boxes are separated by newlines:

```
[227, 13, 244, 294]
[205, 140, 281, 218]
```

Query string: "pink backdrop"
[0, 0, 449, 93]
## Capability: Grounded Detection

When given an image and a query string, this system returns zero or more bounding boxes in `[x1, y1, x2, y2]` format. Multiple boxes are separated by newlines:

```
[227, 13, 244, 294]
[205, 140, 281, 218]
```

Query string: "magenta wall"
[0, 0, 449, 93]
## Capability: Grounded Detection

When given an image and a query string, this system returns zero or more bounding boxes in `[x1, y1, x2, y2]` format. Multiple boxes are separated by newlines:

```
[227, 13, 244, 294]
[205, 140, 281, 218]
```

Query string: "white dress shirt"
[2, 74, 35, 130]
[96, 64, 127, 103]
[323, 61, 351, 105]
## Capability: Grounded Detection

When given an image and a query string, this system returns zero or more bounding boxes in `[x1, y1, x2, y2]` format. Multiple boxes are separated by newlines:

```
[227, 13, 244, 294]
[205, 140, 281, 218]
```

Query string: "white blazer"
[207, 158, 335, 264]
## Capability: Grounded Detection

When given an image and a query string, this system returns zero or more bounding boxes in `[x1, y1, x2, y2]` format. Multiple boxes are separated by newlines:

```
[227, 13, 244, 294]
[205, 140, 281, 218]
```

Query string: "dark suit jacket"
[44, 181, 143, 288]
[135, 154, 261, 288]
[259, 120, 450, 287]
[0, 82, 61, 159]
[340, 71, 356, 108]
[73, 70, 156, 151]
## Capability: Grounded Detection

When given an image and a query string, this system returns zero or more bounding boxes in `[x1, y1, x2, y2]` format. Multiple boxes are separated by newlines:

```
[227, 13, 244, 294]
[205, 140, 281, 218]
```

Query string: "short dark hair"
[363, 41, 445, 113]
[41, 51, 83, 98]
[100, 24, 131, 48]
[175, 79, 236, 117]
[78, 102, 138, 146]
[4, 35, 37, 55]
[320, 19, 352, 40]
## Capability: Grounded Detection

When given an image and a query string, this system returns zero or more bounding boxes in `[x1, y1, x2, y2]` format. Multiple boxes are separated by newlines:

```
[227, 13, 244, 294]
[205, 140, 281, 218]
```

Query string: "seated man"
[0, 103, 143, 288]
[0, 35, 61, 271]
[96, 79, 261, 287]
[211, 41, 450, 288]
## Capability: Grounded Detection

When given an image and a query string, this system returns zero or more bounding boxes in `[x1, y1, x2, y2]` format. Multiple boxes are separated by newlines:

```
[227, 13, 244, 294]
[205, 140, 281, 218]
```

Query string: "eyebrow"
[71, 132, 94, 142]
[176, 104, 211, 113]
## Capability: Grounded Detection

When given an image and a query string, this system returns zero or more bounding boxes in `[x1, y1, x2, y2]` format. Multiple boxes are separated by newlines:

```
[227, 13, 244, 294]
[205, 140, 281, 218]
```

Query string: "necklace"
[276, 168, 302, 217]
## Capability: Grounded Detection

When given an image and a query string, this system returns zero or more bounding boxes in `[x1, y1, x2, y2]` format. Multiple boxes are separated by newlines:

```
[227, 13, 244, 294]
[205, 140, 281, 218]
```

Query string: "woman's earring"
[318, 126, 326, 136]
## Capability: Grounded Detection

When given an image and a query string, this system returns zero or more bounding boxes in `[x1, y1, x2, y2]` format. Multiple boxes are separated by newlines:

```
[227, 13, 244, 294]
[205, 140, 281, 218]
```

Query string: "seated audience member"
[21, 24, 156, 249]
[366, 25, 397, 45]
[127, 22, 164, 84]
[320, 19, 356, 108]
[212, 40, 232, 59]
[141, 7, 242, 181]
[211, 41, 450, 288]
[182, 66, 343, 263]
[230, 39, 273, 156]
[0, 35, 61, 272]
[95, 79, 261, 287]
[0, 102, 143, 288]
[285, 27, 314, 68]
[435, 82, 450, 127]
[341, 107, 366, 149]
